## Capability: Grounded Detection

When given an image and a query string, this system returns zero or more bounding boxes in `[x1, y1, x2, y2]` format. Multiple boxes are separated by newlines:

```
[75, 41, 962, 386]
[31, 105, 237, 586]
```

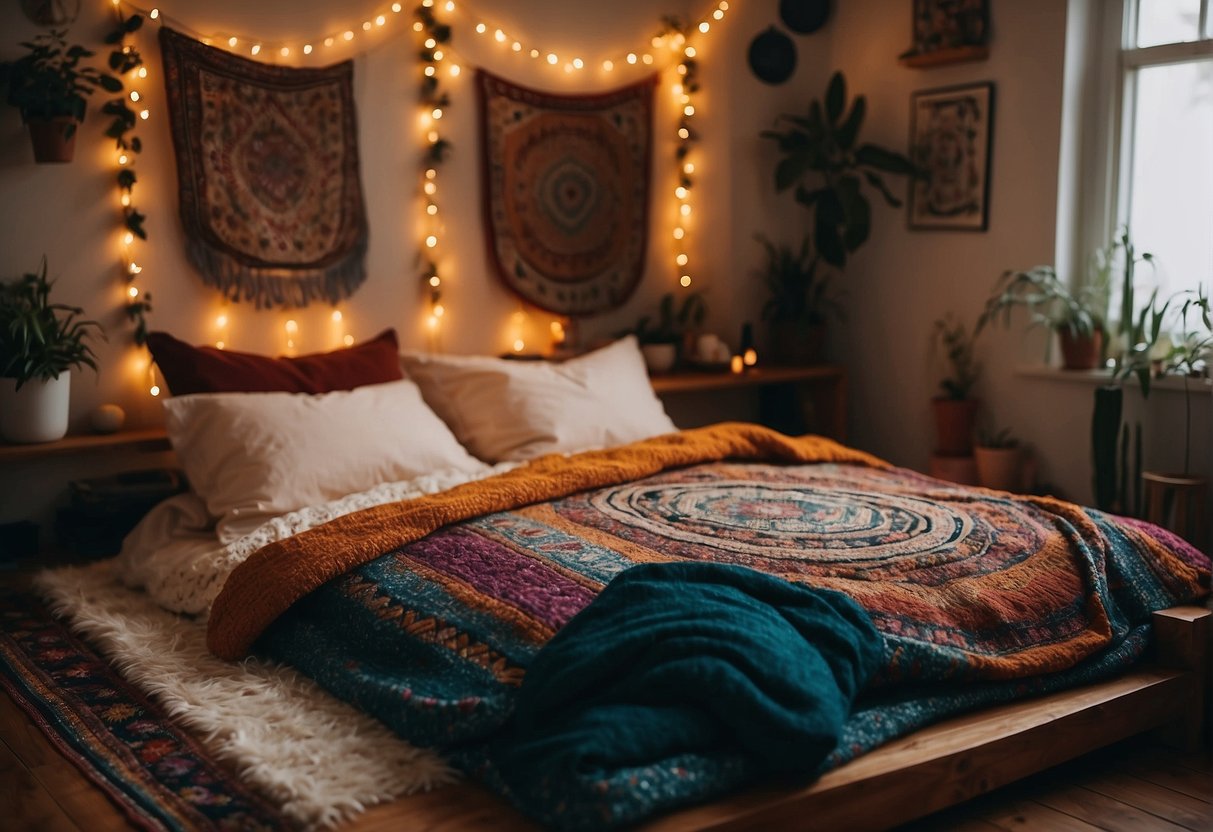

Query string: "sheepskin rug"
[35, 561, 456, 829]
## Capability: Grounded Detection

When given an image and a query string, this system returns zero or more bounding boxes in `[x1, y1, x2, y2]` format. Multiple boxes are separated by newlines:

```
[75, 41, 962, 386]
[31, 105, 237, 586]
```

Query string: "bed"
[16, 333, 1212, 831]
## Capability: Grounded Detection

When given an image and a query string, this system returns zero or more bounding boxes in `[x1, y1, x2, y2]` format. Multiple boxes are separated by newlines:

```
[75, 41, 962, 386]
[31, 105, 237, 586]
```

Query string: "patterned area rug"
[0, 589, 288, 831]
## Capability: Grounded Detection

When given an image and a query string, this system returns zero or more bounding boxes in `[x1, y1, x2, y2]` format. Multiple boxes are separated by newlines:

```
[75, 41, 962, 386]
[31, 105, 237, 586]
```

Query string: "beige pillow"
[401, 335, 676, 462]
[163, 379, 488, 542]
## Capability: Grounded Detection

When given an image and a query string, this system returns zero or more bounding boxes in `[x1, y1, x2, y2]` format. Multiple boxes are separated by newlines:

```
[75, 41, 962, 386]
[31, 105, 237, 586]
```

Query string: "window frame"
[1063, 0, 1213, 303]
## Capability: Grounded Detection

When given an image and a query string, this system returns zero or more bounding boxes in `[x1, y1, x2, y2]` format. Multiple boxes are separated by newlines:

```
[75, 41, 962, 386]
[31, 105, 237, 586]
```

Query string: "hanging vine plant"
[103, 8, 152, 346]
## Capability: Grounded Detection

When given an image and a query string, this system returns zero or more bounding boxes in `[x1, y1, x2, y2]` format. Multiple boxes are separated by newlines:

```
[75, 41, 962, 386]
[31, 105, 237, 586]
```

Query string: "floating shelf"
[899, 45, 990, 69]
[0, 427, 171, 463]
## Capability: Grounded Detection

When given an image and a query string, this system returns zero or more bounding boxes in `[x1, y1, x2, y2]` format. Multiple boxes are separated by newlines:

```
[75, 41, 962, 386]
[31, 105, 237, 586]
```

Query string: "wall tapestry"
[908, 81, 994, 231]
[160, 28, 368, 308]
[477, 69, 655, 317]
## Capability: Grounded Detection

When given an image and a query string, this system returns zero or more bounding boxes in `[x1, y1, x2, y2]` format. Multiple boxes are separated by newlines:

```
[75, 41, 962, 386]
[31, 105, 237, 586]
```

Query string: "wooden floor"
[2, 674, 1208, 832]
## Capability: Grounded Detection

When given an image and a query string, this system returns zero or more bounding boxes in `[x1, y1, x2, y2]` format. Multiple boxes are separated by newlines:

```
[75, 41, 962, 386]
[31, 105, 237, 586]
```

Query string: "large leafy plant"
[1, 29, 121, 131]
[762, 71, 917, 269]
[753, 234, 843, 329]
[1, 258, 102, 390]
[976, 265, 1108, 339]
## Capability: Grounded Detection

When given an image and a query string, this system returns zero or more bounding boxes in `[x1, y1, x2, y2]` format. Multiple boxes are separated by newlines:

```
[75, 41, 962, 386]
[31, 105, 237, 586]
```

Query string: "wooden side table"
[650, 365, 846, 441]
[1142, 472, 1210, 553]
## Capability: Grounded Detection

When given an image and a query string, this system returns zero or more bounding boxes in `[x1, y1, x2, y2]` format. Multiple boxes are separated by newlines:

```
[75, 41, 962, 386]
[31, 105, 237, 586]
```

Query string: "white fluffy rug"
[35, 561, 456, 830]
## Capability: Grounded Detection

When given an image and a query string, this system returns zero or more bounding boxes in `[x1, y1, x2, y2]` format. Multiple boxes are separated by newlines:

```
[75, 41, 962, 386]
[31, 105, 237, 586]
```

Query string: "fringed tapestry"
[160, 28, 368, 309]
[477, 70, 655, 316]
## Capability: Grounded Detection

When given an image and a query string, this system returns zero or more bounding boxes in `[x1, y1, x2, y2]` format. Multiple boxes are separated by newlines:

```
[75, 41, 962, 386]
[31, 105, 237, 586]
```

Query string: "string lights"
[104, 2, 156, 394]
[101, 0, 732, 362]
[415, 0, 454, 345]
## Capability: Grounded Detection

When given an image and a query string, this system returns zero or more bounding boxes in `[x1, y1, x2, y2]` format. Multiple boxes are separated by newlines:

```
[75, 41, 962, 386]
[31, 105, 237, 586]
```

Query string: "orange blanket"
[208, 423, 884, 659]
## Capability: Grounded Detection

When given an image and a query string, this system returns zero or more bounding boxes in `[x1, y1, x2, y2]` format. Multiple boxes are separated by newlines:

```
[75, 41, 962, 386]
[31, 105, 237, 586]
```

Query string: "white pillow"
[163, 379, 488, 541]
[401, 335, 676, 462]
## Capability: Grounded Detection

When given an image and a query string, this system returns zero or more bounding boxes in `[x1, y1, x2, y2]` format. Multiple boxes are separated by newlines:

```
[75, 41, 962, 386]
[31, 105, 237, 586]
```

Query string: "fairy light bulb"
[150, 384, 160, 396]
[426, 314, 439, 330]
[429, 275, 441, 287]
[228, 36, 238, 47]
[684, 162, 695, 174]
[123, 232, 134, 245]
[675, 186, 688, 199]
[393, 2, 403, 11]
[118, 153, 128, 165]
[425, 235, 438, 248]
[426, 203, 438, 215]
[512, 42, 521, 52]
[137, 67, 147, 78]
[445, 0, 455, 10]
[343, 334, 355, 346]
[433, 303, 445, 317]
[676, 253, 689, 266]
[216, 313, 228, 328]
[362, 21, 372, 31]
[128, 262, 142, 274]
[376, 14, 386, 26]
[684, 105, 695, 117]
[513, 338, 525, 353]
[432, 107, 443, 119]
[139, 109, 149, 120]
[128, 285, 139, 298]
[678, 127, 690, 139]
[425, 66, 436, 76]
[572, 57, 584, 69]
[120, 193, 131, 206]
[546, 53, 558, 65]
[433, 50, 443, 60]
[713, 9, 725, 19]
[325, 37, 335, 46]
[130, 91, 140, 102]
[681, 275, 692, 287]
[331, 310, 343, 322]
[494, 29, 506, 42]
[699, 22, 710, 33]
[424, 37, 437, 48]
[427, 129, 439, 143]
[251, 44, 261, 55]
[424, 181, 437, 195]
[603, 59, 614, 71]
[450, 64, 461, 76]
[476, 23, 486, 34]
[343, 30, 354, 41]
[149, 7, 159, 18]
[280, 46, 290, 57]
[680, 204, 692, 217]
[626, 52, 637, 64]
[285, 319, 299, 334]
[642, 53, 653, 64]
[684, 46, 697, 58]
[673, 227, 685, 239]
[530, 48, 540, 58]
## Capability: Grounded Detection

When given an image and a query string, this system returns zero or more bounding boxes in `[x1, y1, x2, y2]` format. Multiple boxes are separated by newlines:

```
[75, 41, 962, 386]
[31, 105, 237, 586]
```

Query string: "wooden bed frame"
[344, 605, 1210, 832]
[2, 605, 1207, 830]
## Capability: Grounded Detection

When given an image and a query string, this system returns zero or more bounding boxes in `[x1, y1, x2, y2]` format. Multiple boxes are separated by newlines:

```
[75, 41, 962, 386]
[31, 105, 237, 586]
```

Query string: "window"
[1115, 0, 1213, 304]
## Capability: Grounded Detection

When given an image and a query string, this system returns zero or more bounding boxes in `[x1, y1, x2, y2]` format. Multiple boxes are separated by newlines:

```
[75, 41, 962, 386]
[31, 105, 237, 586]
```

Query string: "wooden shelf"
[899, 45, 989, 68]
[650, 365, 843, 395]
[0, 427, 170, 463]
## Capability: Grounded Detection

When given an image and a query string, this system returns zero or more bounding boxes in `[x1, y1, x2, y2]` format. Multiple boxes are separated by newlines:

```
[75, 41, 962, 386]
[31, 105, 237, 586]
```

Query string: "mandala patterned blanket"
[207, 423, 1208, 827]
[160, 28, 368, 308]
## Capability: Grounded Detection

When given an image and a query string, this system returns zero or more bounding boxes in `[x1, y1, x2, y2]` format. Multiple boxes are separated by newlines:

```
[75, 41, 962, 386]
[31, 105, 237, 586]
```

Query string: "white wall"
[2, 0, 1208, 538]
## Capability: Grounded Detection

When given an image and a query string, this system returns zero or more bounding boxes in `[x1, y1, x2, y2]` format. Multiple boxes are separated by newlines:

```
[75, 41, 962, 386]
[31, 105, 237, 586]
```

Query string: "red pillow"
[147, 329, 403, 396]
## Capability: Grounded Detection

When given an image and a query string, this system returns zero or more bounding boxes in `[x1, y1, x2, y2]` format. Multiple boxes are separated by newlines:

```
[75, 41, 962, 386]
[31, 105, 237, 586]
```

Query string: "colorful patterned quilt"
[207, 424, 1209, 828]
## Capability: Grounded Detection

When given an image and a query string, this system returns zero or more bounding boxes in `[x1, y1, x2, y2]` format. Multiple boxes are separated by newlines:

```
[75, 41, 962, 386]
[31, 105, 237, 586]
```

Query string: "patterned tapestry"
[477, 70, 655, 316]
[160, 28, 368, 309]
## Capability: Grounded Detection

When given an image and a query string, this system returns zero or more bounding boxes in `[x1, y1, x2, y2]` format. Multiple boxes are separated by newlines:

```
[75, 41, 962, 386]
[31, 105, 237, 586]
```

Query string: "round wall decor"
[779, 0, 832, 35]
[748, 27, 796, 85]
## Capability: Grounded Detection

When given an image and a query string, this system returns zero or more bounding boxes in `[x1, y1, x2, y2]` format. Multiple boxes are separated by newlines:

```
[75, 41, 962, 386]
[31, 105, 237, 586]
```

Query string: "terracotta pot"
[931, 397, 979, 456]
[975, 445, 1022, 492]
[768, 321, 826, 365]
[1057, 329, 1103, 370]
[26, 116, 79, 163]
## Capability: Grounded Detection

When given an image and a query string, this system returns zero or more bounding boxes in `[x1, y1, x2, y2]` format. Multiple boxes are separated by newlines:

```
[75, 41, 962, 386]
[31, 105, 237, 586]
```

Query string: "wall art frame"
[908, 81, 994, 232]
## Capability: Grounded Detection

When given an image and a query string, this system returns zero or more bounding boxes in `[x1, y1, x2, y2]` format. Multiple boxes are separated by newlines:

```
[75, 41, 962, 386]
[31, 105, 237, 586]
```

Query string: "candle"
[730, 355, 744, 374]
[743, 347, 758, 367]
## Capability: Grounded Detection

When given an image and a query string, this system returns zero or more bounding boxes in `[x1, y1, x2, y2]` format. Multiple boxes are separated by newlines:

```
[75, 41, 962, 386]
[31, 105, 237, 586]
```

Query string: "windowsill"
[1015, 366, 1213, 394]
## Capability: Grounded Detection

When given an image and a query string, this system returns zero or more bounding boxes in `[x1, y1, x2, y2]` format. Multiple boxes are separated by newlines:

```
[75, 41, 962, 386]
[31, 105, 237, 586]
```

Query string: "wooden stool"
[1142, 472, 1209, 553]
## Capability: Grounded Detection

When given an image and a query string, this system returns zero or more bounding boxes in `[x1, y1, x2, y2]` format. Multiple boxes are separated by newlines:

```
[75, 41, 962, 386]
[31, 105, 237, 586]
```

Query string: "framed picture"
[908, 82, 994, 231]
[908, 0, 989, 56]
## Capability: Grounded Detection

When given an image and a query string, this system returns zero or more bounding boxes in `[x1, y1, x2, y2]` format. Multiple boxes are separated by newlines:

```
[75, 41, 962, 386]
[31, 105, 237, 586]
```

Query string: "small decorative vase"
[975, 445, 1022, 492]
[25, 116, 79, 163]
[0, 372, 71, 443]
[640, 343, 677, 374]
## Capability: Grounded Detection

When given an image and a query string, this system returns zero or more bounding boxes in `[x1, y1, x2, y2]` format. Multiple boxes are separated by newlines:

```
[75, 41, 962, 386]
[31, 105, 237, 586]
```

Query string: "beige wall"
[2, 0, 1208, 534]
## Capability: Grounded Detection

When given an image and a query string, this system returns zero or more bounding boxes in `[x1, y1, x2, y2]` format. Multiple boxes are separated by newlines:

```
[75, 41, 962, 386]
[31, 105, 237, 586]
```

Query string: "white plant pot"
[0, 372, 71, 443]
[641, 343, 677, 374]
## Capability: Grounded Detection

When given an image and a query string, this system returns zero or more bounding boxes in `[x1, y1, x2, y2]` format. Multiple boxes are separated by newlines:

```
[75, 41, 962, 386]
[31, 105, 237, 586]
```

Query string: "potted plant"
[761, 71, 918, 270]
[974, 426, 1021, 492]
[0, 258, 102, 443]
[976, 264, 1110, 370]
[753, 234, 843, 365]
[629, 292, 706, 374]
[0, 29, 122, 162]
[930, 314, 981, 456]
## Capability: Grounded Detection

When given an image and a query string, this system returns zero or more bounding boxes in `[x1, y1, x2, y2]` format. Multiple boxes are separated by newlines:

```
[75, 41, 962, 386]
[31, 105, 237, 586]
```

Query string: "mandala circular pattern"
[589, 480, 977, 565]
